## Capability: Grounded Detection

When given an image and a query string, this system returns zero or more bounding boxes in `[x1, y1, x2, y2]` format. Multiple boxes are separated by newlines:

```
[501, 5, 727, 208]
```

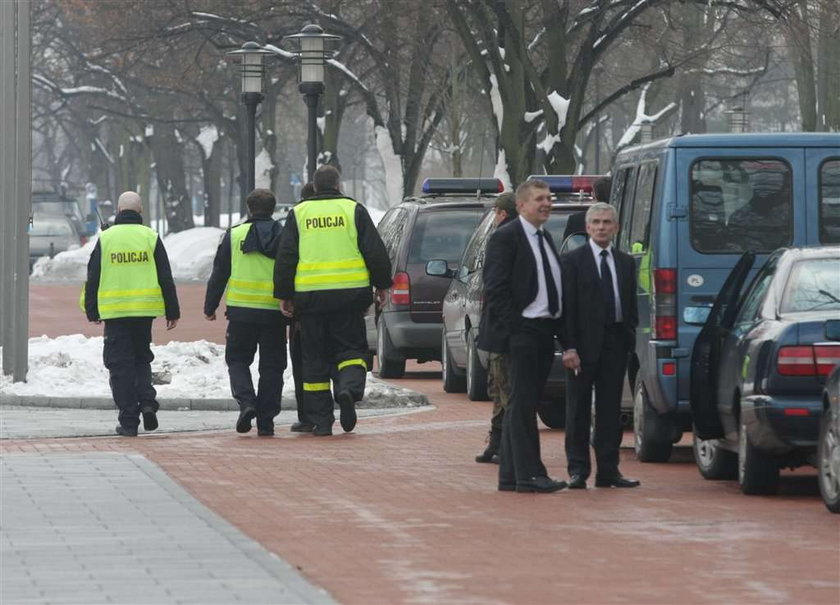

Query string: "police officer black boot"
[475, 428, 501, 463]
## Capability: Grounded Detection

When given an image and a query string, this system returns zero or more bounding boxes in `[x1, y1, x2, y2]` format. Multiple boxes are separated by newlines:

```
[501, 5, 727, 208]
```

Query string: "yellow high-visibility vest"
[294, 198, 370, 292]
[97, 224, 164, 319]
[226, 222, 279, 310]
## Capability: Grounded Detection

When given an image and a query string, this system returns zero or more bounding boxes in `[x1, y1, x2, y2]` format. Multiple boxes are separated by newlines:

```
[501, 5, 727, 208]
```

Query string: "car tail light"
[661, 361, 676, 376]
[79, 235, 88, 246]
[390, 271, 410, 306]
[652, 268, 677, 340]
[814, 345, 840, 375]
[777, 346, 818, 376]
[783, 408, 810, 416]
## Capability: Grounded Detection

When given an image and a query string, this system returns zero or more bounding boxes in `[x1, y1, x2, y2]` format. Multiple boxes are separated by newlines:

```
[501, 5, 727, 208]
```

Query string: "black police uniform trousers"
[498, 318, 555, 486]
[565, 324, 627, 481]
[103, 317, 158, 430]
[297, 311, 367, 429]
[225, 320, 287, 431]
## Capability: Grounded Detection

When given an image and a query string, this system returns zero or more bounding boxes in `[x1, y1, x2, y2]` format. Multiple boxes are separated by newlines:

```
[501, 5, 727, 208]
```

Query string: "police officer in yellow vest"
[84, 191, 180, 437]
[205, 189, 286, 436]
[274, 165, 392, 436]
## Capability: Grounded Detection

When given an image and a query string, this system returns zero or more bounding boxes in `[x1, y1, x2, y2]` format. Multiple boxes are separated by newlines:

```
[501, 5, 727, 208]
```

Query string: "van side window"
[615, 166, 636, 251]
[378, 208, 407, 264]
[627, 162, 657, 253]
[819, 158, 840, 244]
[690, 159, 793, 253]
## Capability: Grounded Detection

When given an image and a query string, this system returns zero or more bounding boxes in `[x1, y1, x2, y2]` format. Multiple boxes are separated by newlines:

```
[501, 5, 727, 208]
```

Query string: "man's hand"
[375, 288, 388, 308]
[280, 299, 295, 318]
[90, 319, 101, 325]
[166, 319, 178, 330]
[205, 313, 216, 321]
[562, 349, 581, 374]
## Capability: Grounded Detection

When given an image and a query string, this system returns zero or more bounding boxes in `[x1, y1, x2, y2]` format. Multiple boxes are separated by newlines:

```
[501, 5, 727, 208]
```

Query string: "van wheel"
[738, 420, 779, 495]
[466, 331, 489, 401]
[693, 428, 737, 480]
[376, 317, 405, 379]
[633, 382, 673, 462]
[441, 331, 466, 393]
[538, 396, 566, 429]
[817, 413, 840, 513]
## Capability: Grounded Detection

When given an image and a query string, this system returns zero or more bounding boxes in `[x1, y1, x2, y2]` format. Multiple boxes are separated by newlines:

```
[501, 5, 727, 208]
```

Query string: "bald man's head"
[117, 191, 143, 213]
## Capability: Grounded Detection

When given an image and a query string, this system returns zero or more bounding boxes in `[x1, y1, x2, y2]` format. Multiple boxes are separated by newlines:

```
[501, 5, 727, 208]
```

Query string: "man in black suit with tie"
[561, 202, 640, 489]
[484, 179, 566, 494]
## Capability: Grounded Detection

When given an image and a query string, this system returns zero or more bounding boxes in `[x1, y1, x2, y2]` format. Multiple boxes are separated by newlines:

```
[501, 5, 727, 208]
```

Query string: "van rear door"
[674, 146, 805, 403]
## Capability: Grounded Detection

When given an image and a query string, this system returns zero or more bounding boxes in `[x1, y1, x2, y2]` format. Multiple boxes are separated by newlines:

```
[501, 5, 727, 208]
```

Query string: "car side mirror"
[425, 259, 455, 278]
[826, 319, 840, 341]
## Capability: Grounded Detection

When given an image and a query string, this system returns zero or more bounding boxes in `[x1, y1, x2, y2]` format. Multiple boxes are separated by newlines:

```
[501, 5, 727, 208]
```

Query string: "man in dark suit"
[484, 179, 567, 494]
[561, 202, 640, 489]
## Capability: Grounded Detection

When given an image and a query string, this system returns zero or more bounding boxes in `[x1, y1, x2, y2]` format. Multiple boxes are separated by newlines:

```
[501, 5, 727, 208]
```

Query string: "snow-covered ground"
[31, 207, 386, 283]
[0, 334, 420, 408]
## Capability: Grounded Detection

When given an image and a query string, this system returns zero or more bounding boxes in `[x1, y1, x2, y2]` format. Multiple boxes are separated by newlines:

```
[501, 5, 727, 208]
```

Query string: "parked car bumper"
[381, 310, 442, 359]
[741, 394, 822, 454]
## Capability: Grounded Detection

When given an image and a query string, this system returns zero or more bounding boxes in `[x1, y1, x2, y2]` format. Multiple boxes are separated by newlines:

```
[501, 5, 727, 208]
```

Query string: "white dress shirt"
[588, 238, 622, 323]
[519, 216, 562, 319]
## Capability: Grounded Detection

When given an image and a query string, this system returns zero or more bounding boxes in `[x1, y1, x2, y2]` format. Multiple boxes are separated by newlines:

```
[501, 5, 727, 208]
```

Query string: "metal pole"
[1, 0, 16, 375]
[594, 70, 601, 174]
[242, 92, 262, 210]
[13, 0, 31, 381]
[299, 82, 324, 183]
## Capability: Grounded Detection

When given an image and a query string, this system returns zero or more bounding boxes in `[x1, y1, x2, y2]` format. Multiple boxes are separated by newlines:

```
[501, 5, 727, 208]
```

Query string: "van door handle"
[690, 295, 715, 304]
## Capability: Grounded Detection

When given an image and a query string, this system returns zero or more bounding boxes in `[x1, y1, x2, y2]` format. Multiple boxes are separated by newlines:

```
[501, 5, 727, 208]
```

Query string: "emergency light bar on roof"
[421, 178, 504, 195]
[528, 175, 599, 195]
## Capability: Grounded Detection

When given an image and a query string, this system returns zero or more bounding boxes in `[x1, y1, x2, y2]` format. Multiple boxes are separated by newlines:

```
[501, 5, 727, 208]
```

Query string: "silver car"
[29, 215, 83, 268]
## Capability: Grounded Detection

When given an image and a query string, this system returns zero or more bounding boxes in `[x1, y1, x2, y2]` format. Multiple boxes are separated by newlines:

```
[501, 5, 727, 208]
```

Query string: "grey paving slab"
[0, 452, 337, 605]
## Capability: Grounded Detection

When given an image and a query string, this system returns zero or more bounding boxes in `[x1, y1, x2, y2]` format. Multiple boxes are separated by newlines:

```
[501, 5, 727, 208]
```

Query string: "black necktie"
[600, 249, 617, 325]
[537, 231, 559, 316]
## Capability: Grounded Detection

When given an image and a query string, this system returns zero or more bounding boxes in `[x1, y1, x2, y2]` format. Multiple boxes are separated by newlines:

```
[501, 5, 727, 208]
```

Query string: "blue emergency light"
[421, 178, 504, 195]
[528, 175, 599, 195]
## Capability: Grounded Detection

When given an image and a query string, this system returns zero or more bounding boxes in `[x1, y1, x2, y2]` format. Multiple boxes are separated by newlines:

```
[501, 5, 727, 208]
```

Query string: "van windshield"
[407, 209, 484, 264]
[690, 159, 793, 254]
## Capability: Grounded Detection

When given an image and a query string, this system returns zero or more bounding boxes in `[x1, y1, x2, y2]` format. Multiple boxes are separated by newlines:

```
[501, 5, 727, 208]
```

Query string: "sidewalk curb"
[0, 377, 429, 411]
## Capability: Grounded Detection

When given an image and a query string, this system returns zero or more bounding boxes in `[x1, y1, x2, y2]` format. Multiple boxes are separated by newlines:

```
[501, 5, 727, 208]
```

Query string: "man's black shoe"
[595, 474, 640, 488]
[568, 474, 587, 489]
[498, 482, 516, 492]
[336, 391, 357, 433]
[141, 407, 158, 431]
[313, 424, 333, 436]
[236, 407, 256, 434]
[290, 421, 315, 433]
[115, 425, 138, 437]
[516, 476, 567, 493]
[257, 428, 275, 437]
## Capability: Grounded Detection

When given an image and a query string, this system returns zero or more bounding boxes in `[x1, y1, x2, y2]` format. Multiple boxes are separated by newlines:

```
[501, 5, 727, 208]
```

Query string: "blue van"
[608, 133, 840, 462]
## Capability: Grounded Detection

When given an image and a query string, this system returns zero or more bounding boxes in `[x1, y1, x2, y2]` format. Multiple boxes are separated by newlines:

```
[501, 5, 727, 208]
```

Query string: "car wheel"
[693, 428, 737, 480]
[441, 331, 466, 393]
[633, 382, 673, 463]
[738, 419, 779, 495]
[376, 316, 405, 379]
[538, 396, 566, 429]
[466, 331, 489, 401]
[817, 412, 840, 513]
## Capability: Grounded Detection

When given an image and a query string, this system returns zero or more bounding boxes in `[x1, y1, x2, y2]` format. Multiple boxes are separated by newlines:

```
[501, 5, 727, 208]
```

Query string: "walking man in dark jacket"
[274, 165, 392, 436]
[205, 189, 287, 436]
[85, 191, 180, 437]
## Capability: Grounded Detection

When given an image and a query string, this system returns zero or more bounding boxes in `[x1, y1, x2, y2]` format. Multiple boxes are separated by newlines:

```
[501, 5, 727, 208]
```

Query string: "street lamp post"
[283, 24, 341, 183]
[226, 41, 271, 201]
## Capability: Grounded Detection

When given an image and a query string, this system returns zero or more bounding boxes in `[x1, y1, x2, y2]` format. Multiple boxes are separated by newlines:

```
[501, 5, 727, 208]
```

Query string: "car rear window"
[690, 159, 793, 254]
[780, 258, 840, 313]
[819, 159, 840, 244]
[407, 209, 484, 264]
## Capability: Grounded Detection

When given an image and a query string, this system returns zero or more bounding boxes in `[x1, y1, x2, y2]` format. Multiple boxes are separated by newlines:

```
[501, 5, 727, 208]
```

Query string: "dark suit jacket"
[561, 244, 638, 363]
[479, 219, 563, 352]
[562, 211, 586, 242]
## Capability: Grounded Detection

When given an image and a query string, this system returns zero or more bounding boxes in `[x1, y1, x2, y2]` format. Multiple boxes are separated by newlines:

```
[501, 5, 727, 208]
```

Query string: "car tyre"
[466, 331, 489, 401]
[441, 331, 466, 393]
[633, 382, 673, 463]
[817, 412, 840, 513]
[376, 316, 405, 379]
[738, 419, 779, 495]
[693, 428, 737, 480]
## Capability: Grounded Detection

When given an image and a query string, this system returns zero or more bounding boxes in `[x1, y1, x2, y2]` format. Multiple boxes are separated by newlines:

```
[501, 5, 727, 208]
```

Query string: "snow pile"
[31, 237, 98, 281]
[0, 335, 422, 408]
[162, 227, 224, 282]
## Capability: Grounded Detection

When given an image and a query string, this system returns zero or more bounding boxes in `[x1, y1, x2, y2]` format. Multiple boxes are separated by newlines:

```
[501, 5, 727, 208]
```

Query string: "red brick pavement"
[3, 373, 839, 605]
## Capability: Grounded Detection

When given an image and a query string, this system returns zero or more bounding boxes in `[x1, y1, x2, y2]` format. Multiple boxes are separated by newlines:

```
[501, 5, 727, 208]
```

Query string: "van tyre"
[466, 331, 489, 401]
[376, 317, 405, 379]
[441, 331, 466, 393]
[738, 420, 779, 495]
[693, 428, 737, 480]
[817, 413, 840, 513]
[633, 382, 673, 462]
